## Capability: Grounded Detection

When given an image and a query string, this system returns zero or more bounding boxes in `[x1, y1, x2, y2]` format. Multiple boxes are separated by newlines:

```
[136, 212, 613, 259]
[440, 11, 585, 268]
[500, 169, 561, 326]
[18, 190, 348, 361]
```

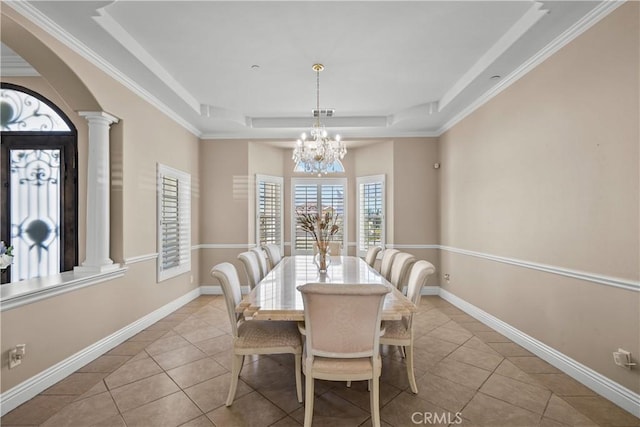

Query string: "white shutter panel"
[357, 175, 385, 256]
[256, 175, 283, 249]
[157, 164, 191, 282]
[291, 178, 347, 255]
[294, 183, 318, 251]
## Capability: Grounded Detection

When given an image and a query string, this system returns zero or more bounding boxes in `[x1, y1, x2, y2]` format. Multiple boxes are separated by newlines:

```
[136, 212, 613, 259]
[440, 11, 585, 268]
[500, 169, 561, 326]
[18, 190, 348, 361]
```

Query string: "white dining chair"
[237, 251, 261, 290]
[364, 246, 382, 268]
[389, 252, 416, 291]
[297, 283, 390, 427]
[264, 244, 282, 269]
[250, 246, 269, 278]
[380, 260, 435, 393]
[210, 262, 303, 406]
[378, 248, 400, 281]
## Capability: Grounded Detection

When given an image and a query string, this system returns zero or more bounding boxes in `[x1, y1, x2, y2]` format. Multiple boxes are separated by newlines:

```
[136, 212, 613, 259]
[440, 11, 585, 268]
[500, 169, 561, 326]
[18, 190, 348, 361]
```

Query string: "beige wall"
[439, 2, 639, 392]
[392, 138, 440, 270]
[1, 8, 200, 392]
[198, 140, 250, 285]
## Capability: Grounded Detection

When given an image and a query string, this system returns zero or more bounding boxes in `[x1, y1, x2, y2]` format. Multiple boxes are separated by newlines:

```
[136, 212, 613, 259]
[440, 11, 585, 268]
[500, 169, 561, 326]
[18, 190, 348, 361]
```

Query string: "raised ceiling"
[1, 1, 616, 142]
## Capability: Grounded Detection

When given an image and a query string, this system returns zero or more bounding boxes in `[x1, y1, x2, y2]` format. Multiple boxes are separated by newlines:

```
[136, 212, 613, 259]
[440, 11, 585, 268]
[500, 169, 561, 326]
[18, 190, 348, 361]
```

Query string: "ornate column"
[75, 111, 120, 273]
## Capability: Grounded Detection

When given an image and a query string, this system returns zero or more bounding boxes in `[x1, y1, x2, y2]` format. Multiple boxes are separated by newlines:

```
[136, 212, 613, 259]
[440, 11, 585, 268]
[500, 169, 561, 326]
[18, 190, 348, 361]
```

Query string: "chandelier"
[292, 64, 347, 176]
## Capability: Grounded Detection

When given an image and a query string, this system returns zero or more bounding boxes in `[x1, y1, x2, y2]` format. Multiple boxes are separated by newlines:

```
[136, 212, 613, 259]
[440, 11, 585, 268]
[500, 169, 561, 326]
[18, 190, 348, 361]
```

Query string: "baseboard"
[438, 288, 640, 418]
[421, 285, 440, 295]
[0, 288, 201, 416]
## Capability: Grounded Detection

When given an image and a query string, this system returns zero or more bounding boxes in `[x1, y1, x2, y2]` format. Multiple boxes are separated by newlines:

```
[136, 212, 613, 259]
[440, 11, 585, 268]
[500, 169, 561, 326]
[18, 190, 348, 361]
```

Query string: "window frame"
[0, 83, 78, 284]
[157, 163, 191, 282]
[356, 174, 385, 257]
[255, 174, 284, 252]
[290, 177, 347, 255]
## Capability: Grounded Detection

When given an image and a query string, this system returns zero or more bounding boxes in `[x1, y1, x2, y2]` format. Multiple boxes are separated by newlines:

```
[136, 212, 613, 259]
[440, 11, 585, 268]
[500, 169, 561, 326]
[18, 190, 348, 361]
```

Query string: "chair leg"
[238, 355, 246, 375]
[303, 374, 315, 427]
[295, 354, 303, 403]
[406, 344, 418, 394]
[399, 345, 406, 358]
[370, 376, 381, 427]
[226, 354, 243, 406]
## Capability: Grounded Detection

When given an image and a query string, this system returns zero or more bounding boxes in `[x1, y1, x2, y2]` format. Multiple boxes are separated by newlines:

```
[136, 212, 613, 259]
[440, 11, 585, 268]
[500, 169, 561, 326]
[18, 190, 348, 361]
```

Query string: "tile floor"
[2, 295, 639, 427]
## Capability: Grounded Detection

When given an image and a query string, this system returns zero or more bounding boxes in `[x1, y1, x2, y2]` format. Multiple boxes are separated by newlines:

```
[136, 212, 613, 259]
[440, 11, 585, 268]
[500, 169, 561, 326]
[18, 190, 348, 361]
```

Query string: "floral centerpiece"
[296, 206, 340, 273]
[0, 241, 14, 270]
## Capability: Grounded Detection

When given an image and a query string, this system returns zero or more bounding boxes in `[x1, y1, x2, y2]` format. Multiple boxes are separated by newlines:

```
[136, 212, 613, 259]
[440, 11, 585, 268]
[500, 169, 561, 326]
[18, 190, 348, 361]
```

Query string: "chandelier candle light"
[292, 64, 347, 176]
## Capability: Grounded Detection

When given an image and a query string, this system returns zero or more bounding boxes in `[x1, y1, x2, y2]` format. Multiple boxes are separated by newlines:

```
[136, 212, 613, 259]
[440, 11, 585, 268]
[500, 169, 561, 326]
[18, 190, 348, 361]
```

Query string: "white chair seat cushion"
[236, 320, 302, 350]
[311, 355, 382, 377]
[381, 320, 410, 340]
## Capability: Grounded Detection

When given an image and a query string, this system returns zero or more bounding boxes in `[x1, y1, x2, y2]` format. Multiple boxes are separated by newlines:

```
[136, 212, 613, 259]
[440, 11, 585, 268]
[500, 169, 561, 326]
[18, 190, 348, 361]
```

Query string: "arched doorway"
[1, 82, 78, 283]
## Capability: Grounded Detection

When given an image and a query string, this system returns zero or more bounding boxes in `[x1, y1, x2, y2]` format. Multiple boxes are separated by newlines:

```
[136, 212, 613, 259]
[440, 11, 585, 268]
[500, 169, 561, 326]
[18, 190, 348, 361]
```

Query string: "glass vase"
[314, 244, 331, 273]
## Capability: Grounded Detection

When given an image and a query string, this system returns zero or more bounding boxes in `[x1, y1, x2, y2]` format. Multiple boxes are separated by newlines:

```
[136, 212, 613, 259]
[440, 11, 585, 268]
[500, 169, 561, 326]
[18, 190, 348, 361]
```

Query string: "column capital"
[78, 111, 119, 125]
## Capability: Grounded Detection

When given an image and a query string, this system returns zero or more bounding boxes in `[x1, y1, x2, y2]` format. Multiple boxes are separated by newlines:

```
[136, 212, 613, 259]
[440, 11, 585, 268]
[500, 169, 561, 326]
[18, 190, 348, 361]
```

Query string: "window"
[291, 178, 346, 254]
[157, 164, 191, 282]
[256, 174, 283, 250]
[0, 83, 78, 284]
[357, 175, 385, 256]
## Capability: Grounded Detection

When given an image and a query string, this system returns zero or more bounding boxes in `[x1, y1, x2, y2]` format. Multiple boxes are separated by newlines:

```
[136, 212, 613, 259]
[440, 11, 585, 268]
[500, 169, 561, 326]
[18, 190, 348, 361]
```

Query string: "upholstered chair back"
[264, 244, 282, 269]
[379, 249, 400, 280]
[364, 246, 382, 268]
[250, 247, 269, 279]
[389, 252, 417, 290]
[297, 283, 390, 358]
[406, 260, 436, 305]
[238, 251, 261, 290]
[210, 262, 243, 337]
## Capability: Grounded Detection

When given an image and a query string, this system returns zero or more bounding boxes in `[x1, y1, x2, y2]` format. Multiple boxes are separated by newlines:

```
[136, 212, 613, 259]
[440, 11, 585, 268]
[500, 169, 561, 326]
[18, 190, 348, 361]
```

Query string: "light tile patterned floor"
[2, 296, 639, 427]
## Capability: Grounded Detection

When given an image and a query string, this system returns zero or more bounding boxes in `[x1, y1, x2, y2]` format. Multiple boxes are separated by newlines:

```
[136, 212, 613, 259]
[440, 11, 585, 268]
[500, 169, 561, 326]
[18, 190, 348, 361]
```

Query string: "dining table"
[237, 255, 417, 321]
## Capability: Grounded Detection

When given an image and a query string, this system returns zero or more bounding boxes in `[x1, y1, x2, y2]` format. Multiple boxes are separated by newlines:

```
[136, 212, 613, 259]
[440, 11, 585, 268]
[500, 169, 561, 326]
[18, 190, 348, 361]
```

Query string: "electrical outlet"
[444, 273, 450, 282]
[613, 348, 636, 369]
[9, 344, 26, 369]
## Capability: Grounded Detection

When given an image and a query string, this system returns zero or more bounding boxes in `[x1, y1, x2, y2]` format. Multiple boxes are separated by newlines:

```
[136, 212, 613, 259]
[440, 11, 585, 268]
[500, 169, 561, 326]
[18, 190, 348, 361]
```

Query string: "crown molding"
[93, 6, 201, 114]
[438, 1, 548, 112]
[436, 0, 624, 136]
[3, 1, 202, 137]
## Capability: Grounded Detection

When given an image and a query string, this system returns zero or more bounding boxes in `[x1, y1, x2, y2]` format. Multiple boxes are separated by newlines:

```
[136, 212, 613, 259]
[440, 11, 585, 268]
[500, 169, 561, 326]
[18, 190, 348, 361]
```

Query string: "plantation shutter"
[292, 178, 346, 254]
[157, 164, 191, 282]
[357, 175, 385, 256]
[256, 175, 283, 249]
[320, 184, 345, 245]
[293, 183, 318, 251]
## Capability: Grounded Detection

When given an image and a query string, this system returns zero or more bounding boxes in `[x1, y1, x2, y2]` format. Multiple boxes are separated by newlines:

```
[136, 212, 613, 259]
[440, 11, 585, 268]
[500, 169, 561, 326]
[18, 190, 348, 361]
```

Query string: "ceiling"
[1, 1, 612, 143]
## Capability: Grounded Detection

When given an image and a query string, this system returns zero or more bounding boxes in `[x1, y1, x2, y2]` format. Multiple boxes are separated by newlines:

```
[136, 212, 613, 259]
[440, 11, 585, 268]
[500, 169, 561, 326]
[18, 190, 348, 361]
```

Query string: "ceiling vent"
[312, 109, 334, 118]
